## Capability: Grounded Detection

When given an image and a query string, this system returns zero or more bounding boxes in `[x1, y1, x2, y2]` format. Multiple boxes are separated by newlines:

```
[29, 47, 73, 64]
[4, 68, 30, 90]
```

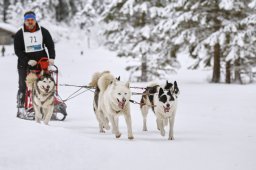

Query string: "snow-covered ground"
[0, 42, 256, 170]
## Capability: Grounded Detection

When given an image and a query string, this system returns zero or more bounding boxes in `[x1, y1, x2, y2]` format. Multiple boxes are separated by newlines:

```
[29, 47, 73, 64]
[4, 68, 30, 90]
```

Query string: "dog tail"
[89, 71, 110, 88]
[89, 72, 101, 87]
[97, 72, 115, 92]
[26, 73, 38, 91]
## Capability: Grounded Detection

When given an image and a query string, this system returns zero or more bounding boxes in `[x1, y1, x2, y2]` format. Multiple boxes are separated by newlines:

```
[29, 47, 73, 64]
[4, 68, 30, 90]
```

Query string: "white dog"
[90, 72, 134, 139]
[26, 71, 55, 125]
[140, 81, 179, 140]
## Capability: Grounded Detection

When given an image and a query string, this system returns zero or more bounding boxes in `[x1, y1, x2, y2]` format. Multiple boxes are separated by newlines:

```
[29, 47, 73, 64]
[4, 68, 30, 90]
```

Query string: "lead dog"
[26, 71, 55, 125]
[140, 81, 179, 140]
[90, 71, 134, 139]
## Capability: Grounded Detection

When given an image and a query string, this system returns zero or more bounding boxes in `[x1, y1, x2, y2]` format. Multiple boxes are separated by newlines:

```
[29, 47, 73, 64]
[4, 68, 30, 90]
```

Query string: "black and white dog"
[26, 71, 55, 125]
[140, 81, 179, 140]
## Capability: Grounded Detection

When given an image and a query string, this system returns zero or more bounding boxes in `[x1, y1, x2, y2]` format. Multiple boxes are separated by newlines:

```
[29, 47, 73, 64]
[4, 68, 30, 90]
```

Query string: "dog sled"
[18, 58, 67, 121]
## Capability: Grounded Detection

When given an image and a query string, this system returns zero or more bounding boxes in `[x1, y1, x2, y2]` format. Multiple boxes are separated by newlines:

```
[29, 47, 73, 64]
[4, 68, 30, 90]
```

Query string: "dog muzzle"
[163, 106, 171, 113]
[117, 98, 126, 109]
[42, 86, 50, 93]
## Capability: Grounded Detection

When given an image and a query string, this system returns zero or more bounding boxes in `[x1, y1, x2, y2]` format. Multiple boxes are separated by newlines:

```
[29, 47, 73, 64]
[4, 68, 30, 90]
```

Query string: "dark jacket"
[14, 23, 55, 69]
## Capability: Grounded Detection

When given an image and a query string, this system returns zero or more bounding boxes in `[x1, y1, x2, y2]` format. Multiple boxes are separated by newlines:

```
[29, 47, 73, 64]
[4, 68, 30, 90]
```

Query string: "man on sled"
[14, 11, 55, 118]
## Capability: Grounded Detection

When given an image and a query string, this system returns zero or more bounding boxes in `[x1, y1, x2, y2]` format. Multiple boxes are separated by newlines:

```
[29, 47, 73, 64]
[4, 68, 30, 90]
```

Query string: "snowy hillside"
[0, 42, 256, 170]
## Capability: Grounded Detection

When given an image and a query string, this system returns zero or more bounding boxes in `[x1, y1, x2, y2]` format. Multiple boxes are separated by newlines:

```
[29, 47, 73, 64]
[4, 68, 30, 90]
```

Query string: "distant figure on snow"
[1, 46, 5, 57]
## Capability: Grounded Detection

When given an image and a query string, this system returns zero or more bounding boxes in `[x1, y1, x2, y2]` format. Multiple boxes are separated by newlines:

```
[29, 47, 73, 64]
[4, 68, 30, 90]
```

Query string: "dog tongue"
[118, 102, 125, 109]
[164, 107, 170, 112]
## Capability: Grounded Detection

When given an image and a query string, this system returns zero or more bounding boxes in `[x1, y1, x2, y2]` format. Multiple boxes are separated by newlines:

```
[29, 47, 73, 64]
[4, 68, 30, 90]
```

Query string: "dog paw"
[160, 130, 165, 137]
[100, 129, 105, 133]
[43, 121, 49, 125]
[38, 114, 43, 119]
[104, 124, 110, 130]
[115, 133, 121, 138]
[168, 136, 174, 140]
[128, 136, 134, 140]
[35, 118, 41, 123]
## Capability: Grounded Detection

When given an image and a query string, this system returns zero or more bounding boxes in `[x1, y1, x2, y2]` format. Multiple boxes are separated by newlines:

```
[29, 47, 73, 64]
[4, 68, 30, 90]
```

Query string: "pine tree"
[6, 1, 24, 27]
[158, 0, 252, 83]
[2, 0, 10, 22]
[73, 0, 97, 48]
[101, 0, 179, 82]
[0, 0, 3, 22]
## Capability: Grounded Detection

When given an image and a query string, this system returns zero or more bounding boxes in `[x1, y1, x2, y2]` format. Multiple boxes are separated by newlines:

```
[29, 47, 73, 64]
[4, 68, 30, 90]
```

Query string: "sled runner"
[18, 58, 67, 121]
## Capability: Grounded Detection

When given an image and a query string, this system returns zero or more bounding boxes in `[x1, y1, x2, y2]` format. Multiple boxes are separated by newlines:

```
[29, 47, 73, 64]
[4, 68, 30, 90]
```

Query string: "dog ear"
[40, 70, 44, 76]
[174, 81, 178, 89]
[158, 88, 164, 98]
[167, 89, 171, 96]
[164, 80, 173, 90]
[39, 70, 44, 78]
[125, 81, 130, 88]
[174, 81, 177, 87]
[116, 76, 120, 81]
[174, 81, 179, 94]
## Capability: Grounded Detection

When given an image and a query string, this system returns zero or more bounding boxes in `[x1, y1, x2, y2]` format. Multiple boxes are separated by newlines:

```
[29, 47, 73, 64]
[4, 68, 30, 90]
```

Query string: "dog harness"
[22, 25, 44, 53]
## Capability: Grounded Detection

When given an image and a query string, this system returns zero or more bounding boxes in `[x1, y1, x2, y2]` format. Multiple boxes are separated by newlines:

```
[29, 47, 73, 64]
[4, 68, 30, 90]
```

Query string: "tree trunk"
[55, 0, 68, 22]
[234, 58, 242, 84]
[3, 0, 10, 23]
[225, 61, 231, 84]
[212, 43, 221, 83]
[141, 54, 147, 82]
[86, 28, 91, 49]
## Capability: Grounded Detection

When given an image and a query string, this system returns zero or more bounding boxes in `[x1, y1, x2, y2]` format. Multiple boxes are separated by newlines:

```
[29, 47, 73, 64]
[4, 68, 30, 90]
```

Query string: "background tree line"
[1, 0, 256, 83]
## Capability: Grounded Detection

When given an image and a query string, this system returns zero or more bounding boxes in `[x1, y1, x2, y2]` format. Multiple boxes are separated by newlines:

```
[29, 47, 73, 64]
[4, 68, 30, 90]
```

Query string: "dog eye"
[43, 81, 46, 83]
[118, 93, 121, 95]
[159, 95, 167, 103]
[125, 93, 127, 95]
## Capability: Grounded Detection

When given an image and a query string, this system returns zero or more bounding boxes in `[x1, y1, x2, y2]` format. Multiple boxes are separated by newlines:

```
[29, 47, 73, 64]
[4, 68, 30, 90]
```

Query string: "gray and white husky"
[89, 71, 134, 139]
[140, 81, 179, 140]
[26, 71, 55, 125]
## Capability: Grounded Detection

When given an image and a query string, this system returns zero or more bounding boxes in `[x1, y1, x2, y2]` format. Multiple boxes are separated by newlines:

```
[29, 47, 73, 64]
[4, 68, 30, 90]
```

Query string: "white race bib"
[22, 25, 44, 53]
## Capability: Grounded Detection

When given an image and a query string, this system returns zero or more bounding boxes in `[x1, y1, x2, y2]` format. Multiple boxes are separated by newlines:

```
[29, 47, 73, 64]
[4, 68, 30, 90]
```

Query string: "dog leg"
[168, 117, 175, 140]
[114, 116, 119, 132]
[141, 105, 149, 131]
[99, 123, 105, 133]
[101, 116, 110, 132]
[109, 115, 121, 138]
[164, 119, 168, 127]
[105, 117, 109, 127]
[35, 116, 40, 123]
[102, 113, 110, 130]
[95, 109, 105, 133]
[34, 105, 41, 123]
[43, 106, 54, 125]
[156, 119, 160, 130]
[97, 116, 105, 133]
[124, 111, 134, 140]
[157, 118, 165, 137]
[97, 109, 110, 130]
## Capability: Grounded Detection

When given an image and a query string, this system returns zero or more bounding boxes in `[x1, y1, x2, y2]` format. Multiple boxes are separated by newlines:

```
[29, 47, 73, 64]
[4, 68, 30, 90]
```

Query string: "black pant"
[17, 69, 27, 107]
